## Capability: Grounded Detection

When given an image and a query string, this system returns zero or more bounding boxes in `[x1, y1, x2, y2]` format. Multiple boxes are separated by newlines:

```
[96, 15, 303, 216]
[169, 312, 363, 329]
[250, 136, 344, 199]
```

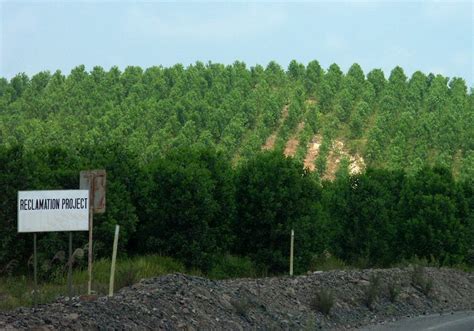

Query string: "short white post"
[290, 229, 294, 276]
[109, 225, 120, 297]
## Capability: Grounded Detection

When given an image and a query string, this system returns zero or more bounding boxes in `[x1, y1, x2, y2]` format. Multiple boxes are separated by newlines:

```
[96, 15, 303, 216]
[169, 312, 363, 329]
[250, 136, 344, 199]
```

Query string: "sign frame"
[80, 170, 106, 213]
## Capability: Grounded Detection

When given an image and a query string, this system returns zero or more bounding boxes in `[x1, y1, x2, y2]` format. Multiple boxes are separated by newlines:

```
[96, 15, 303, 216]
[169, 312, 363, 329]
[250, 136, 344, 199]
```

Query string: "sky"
[0, 1, 473, 86]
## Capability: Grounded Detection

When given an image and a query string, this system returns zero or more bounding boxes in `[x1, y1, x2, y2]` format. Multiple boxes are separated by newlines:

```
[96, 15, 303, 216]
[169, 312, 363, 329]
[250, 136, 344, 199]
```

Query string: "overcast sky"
[1, 1, 472, 86]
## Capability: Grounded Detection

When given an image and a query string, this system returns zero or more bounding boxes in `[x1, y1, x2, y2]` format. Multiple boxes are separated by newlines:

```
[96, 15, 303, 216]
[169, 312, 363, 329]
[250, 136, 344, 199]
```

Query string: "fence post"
[109, 225, 120, 297]
[290, 229, 294, 276]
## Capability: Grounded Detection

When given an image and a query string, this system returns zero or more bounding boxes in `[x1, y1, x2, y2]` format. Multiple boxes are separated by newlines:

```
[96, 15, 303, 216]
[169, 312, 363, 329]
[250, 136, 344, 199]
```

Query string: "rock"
[67, 313, 79, 320]
[79, 295, 97, 302]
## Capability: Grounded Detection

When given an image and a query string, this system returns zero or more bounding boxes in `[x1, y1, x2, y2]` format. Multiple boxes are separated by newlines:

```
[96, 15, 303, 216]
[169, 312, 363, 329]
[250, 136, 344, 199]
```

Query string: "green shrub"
[310, 289, 334, 316]
[208, 255, 257, 280]
[388, 281, 400, 302]
[310, 251, 347, 271]
[395, 256, 439, 268]
[363, 273, 381, 309]
[411, 266, 433, 295]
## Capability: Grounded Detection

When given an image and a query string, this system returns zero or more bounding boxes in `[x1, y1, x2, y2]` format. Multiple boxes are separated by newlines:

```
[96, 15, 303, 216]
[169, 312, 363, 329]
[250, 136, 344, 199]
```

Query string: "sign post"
[18, 190, 90, 300]
[68, 232, 73, 298]
[33, 233, 38, 306]
[80, 170, 106, 295]
[87, 175, 94, 295]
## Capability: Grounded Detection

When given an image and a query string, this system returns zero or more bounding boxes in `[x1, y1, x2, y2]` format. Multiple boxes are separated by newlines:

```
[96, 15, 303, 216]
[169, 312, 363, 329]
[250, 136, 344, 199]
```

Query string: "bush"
[309, 251, 347, 271]
[310, 289, 334, 316]
[208, 255, 257, 280]
[363, 273, 381, 309]
[411, 266, 433, 295]
[388, 281, 401, 303]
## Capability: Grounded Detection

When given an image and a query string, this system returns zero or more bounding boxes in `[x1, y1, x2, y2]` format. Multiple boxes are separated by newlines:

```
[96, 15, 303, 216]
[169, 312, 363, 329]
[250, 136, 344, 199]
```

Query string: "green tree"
[305, 60, 324, 95]
[397, 167, 466, 264]
[287, 60, 306, 82]
[328, 169, 404, 266]
[367, 69, 386, 97]
[234, 152, 321, 273]
[134, 148, 235, 271]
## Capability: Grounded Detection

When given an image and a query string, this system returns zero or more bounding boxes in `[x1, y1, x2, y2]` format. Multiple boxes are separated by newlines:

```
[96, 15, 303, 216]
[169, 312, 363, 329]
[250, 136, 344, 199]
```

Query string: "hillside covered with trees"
[1, 61, 473, 177]
[0, 61, 472, 276]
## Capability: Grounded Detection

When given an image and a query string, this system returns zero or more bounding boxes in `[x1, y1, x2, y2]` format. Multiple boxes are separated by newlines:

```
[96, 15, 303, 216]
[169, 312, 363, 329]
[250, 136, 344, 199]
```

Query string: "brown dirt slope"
[303, 134, 322, 171]
[284, 121, 305, 157]
[1, 268, 472, 330]
[323, 139, 365, 180]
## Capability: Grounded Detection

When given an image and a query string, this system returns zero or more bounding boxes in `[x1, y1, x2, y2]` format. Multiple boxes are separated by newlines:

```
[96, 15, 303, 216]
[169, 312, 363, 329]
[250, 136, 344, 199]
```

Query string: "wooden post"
[109, 225, 120, 297]
[67, 232, 73, 298]
[33, 233, 38, 306]
[290, 229, 294, 276]
[87, 174, 94, 295]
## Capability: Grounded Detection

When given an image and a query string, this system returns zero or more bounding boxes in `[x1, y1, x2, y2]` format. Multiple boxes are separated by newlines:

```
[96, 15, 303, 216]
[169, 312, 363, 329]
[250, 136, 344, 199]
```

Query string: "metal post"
[290, 229, 294, 276]
[87, 175, 94, 295]
[109, 225, 120, 297]
[33, 233, 38, 306]
[68, 232, 73, 298]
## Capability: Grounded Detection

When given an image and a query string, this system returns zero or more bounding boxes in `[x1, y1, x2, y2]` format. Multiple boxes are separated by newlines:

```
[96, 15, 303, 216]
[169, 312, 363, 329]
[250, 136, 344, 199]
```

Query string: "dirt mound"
[1, 268, 472, 330]
[303, 134, 322, 171]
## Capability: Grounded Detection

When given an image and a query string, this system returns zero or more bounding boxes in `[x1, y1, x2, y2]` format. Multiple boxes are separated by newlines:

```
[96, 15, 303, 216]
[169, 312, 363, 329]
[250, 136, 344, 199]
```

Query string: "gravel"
[0, 267, 473, 330]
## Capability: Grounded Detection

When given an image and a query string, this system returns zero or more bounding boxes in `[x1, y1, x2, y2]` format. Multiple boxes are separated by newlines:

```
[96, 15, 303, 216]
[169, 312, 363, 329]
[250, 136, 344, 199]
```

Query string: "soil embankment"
[0, 267, 472, 330]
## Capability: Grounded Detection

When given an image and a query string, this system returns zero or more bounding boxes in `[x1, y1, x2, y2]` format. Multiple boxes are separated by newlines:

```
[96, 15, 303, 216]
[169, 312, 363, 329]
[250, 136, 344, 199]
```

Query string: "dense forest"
[0, 60, 472, 275]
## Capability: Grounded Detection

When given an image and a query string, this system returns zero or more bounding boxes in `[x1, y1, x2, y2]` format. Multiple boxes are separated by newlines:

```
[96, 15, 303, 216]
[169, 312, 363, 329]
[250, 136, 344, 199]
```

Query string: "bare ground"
[283, 122, 305, 157]
[303, 134, 322, 171]
[323, 140, 366, 180]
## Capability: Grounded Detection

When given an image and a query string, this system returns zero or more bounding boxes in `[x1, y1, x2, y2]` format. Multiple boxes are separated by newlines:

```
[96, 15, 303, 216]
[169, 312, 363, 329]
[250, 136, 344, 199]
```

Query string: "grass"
[207, 255, 258, 280]
[0, 254, 260, 311]
[71, 255, 186, 287]
[1, 252, 467, 311]
[0, 255, 186, 310]
[309, 251, 348, 271]
[0, 276, 72, 310]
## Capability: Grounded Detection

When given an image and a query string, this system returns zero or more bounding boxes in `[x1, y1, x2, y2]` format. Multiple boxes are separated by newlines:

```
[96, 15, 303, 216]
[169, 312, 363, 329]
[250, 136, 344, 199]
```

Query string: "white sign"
[18, 190, 89, 233]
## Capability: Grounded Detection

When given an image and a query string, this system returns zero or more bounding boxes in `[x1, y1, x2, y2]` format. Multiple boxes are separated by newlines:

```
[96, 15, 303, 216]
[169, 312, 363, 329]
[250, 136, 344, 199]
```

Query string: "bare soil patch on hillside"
[323, 140, 366, 180]
[284, 121, 305, 157]
[303, 134, 322, 171]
